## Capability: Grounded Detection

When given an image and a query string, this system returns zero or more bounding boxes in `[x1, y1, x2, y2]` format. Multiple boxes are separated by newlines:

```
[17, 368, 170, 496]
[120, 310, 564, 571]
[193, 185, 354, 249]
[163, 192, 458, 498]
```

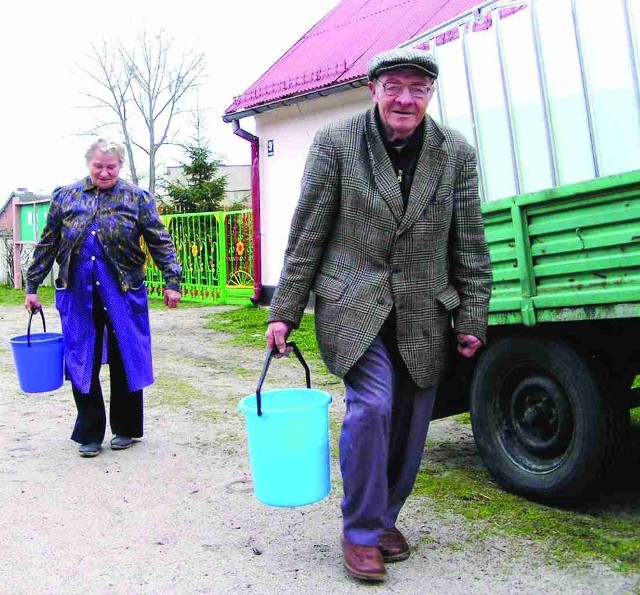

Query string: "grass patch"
[146, 372, 238, 431]
[0, 362, 14, 375]
[0, 285, 54, 306]
[453, 412, 471, 425]
[147, 296, 210, 310]
[205, 305, 338, 388]
[414, 460, 640, 573]
[205, 304, 322, 361]
[632, 408, 640, 426]
[147, 373, 203, 408]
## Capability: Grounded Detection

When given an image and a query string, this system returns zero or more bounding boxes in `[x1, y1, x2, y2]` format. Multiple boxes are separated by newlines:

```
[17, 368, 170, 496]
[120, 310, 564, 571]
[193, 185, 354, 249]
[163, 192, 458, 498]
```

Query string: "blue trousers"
[340, 335, 436, 546]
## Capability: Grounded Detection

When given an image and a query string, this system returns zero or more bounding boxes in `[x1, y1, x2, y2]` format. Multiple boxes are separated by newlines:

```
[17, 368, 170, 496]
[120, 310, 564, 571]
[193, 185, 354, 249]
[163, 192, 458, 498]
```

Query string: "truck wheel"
[469, 336, 627, 503]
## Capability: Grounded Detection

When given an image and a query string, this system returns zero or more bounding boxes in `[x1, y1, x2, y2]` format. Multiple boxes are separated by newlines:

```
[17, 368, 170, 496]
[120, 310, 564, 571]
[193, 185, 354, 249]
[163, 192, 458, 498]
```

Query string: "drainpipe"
[232, 119, 263, 304]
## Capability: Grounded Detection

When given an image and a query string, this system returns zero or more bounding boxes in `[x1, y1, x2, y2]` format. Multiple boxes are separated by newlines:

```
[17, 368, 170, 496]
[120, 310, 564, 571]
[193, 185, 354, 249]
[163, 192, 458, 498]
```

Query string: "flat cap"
[367, 48, 439, 81]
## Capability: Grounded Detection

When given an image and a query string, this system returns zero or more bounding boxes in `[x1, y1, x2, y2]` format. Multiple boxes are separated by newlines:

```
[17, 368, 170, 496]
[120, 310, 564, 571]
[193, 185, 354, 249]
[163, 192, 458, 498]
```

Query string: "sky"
[0, 0, 341, 199]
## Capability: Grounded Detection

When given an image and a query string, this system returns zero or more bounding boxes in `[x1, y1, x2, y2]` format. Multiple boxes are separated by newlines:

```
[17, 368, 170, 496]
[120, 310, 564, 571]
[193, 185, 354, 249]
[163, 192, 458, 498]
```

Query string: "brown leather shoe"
[379, 527, 410, 562]
[342, 537, 387, 582]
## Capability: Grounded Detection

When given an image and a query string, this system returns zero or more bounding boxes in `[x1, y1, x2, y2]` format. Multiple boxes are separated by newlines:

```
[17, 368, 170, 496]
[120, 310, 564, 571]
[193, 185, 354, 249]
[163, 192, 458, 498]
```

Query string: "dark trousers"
[340, 335, 436, 546]
[70, 294, 143, 445]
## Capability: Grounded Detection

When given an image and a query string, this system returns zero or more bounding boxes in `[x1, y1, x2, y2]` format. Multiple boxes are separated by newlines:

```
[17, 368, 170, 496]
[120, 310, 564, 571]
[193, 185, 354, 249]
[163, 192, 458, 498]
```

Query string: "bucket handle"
[255, 341, 311, 417]
[27, 308, 46, 347]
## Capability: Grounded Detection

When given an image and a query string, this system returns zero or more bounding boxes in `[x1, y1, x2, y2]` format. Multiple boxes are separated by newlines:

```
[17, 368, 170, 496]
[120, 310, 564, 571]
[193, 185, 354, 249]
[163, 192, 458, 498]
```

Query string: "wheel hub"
[510, 375, 573, 458]
[522, 403, 546, 427]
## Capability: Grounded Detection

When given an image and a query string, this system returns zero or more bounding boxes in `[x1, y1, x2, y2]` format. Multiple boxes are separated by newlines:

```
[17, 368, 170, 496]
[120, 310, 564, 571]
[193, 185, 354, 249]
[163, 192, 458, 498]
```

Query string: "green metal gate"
[144, 209, 254, 304]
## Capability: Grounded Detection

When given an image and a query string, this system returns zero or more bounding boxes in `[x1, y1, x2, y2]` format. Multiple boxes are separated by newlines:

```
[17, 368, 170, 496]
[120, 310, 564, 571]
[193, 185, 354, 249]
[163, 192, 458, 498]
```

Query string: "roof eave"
[222, 77, 368, 123]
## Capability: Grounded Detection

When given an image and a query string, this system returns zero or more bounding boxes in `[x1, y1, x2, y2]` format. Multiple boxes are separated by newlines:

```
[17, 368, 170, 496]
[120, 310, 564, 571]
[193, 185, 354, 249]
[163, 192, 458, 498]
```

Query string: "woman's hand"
[24, 293, 42, 313]
[163, 288, 181, 308]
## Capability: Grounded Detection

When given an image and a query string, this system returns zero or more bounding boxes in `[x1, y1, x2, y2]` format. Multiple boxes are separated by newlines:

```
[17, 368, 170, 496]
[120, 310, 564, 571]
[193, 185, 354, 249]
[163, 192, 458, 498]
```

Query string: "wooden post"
[12, 196, 21, 289]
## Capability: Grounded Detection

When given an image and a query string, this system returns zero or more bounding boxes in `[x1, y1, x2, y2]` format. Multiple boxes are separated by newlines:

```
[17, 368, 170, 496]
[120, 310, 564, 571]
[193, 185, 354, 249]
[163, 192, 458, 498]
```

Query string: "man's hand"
[456, 333, 482, 358]
[24, 293, 42, 313]
[266, 321, 291, 357]
[164, 288, 181, 309]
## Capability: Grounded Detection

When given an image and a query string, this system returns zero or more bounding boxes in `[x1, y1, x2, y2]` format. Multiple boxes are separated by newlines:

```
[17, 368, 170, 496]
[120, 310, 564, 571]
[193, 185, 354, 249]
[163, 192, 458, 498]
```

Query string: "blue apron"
[55, 222, 154, 393]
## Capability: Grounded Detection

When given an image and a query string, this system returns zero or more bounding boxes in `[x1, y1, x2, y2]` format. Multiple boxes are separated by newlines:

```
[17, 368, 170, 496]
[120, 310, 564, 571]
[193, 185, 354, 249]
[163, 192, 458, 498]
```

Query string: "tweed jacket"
[268, 108, 492, 389]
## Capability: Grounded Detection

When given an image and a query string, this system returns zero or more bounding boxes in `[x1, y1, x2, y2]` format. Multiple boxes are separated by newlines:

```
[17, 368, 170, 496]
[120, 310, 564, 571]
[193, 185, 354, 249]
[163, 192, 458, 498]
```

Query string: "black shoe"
[79, 443, 102, 458]
[110, 435, 134, 450]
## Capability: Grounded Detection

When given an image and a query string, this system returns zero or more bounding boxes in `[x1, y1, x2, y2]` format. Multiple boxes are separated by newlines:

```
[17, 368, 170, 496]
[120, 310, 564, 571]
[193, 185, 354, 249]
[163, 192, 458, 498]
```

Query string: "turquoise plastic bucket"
[10, 310, 64, 393]
[238, 343, 333, 507]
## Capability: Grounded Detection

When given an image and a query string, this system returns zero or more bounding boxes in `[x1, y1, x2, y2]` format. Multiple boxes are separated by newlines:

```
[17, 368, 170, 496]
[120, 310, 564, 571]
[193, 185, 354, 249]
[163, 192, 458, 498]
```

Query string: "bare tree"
[80, 42, 140, 184]
[80, 30, 206, 194]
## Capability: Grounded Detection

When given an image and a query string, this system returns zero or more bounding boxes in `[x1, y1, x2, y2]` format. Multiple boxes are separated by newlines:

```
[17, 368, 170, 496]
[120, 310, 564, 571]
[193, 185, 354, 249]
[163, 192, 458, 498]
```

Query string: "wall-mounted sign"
[267, 139, 274, 157]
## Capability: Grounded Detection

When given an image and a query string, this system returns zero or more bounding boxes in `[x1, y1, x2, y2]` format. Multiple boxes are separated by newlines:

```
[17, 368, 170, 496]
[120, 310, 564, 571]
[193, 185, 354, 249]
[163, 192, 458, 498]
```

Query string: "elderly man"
[266, 48, 492, 582]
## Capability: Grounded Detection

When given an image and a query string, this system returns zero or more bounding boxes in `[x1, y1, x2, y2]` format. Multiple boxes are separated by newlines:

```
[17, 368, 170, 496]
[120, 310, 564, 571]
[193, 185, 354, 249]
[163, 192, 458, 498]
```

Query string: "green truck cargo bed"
[483, 169, 640, 327]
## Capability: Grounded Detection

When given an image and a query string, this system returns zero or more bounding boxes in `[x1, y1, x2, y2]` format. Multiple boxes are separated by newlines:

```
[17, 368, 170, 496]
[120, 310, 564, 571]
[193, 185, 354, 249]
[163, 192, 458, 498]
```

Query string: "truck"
[414, 0, 640, 502]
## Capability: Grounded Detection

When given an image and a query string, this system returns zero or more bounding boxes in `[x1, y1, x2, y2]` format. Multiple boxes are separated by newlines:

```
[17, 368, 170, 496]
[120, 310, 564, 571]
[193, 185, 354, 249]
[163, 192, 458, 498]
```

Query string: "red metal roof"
[224, 0, 482, 117]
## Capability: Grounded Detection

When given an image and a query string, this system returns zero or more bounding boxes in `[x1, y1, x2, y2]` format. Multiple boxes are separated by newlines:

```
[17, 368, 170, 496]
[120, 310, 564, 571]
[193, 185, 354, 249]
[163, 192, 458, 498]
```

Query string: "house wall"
[0, 206, 13, 231]
[0, 194, 53, 287]
[221, 164, 251, 206]
[256, 86, 371, 289]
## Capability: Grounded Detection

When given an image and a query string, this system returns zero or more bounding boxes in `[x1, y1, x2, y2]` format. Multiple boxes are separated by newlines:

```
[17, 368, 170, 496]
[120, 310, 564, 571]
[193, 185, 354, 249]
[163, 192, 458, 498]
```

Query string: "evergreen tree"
[165, 145, 227, 213]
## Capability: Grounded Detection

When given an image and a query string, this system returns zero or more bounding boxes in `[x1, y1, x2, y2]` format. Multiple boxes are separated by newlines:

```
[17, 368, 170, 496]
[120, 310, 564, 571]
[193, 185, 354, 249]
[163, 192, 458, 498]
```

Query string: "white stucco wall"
[256, 86, 371, 287]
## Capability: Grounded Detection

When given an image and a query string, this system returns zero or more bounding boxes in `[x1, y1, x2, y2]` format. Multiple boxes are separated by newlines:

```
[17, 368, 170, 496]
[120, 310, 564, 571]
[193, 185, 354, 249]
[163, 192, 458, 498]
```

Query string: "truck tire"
[469, 336, 628, 503]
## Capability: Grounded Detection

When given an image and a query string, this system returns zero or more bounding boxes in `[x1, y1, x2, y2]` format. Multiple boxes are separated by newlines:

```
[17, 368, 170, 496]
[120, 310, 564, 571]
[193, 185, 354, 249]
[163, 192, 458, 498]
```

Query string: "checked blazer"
[268, 108, 492, 389]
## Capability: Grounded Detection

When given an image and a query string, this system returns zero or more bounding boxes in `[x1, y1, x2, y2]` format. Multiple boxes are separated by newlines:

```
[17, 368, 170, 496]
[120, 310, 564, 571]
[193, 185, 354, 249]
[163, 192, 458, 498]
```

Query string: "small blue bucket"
[10, 309, 64, 393]
[238, 343, 332, 507]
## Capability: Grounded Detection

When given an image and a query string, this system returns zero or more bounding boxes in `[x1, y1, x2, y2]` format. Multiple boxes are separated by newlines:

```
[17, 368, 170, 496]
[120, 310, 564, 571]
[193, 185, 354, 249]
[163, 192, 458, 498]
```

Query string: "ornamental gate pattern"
[144, 209, 254, 304]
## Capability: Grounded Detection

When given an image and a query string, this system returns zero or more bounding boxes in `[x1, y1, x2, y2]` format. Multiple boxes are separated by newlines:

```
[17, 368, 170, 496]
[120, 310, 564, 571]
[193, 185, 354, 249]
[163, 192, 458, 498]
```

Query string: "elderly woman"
[24, 138, 182, 458]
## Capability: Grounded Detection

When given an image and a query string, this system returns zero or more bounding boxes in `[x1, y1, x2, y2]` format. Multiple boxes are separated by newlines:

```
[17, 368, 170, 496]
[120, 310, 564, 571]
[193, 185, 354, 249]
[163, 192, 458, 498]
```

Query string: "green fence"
[145, 209, 254, 304]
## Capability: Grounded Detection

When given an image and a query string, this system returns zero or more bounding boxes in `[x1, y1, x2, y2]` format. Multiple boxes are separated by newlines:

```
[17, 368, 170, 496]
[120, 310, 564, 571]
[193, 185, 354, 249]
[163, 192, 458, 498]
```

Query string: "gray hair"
[85, 138, 125, 164]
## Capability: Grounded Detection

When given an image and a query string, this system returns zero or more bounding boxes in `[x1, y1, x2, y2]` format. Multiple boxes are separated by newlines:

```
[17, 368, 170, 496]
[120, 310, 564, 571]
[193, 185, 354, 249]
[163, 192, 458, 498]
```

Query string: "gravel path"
[0, 304, 638, 594]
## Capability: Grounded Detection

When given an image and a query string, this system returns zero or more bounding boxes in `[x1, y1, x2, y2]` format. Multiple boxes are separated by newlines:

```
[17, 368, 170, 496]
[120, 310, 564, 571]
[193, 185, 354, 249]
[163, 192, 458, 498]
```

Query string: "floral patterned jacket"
[26, 177, 181, 294]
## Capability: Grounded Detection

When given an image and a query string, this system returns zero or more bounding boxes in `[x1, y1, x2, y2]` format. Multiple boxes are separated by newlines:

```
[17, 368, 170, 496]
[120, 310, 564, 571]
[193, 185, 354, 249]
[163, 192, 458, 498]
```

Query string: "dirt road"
[0, 304, 637, 594]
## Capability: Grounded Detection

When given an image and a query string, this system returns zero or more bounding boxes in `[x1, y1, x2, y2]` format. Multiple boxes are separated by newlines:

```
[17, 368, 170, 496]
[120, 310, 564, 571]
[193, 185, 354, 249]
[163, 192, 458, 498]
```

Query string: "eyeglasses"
[376, 80, 433, 99]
